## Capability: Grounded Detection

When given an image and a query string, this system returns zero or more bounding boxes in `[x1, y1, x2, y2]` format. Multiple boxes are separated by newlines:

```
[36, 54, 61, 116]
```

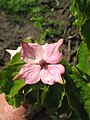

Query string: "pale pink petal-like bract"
[40, 64, 65, 85]
[44, 39, 63, 64]
[47, 64, 65, 84]
[22, 43, 44, 63]
[40, 65, 56, 85]
[14, 64, 41, 84]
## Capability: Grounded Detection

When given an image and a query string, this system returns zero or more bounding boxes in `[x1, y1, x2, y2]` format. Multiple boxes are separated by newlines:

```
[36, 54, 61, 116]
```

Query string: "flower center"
[39, 59, 47, 68]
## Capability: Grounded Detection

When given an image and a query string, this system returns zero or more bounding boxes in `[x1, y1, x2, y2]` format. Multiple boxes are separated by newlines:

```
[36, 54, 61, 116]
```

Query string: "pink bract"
[13, 39, 65, 85]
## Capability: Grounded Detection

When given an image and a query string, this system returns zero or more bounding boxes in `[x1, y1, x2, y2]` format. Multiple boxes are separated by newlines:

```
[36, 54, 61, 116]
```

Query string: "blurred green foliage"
[0, 0, 65, 44]
[70, 0, 90, 49]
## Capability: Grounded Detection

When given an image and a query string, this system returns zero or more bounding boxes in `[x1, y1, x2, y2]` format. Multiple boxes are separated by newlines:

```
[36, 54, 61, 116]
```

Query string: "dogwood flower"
[13, 39, 65, 85]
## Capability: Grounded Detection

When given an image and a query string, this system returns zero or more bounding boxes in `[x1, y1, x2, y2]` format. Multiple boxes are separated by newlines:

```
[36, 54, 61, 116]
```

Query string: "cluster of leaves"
[70, 42, 90, 118]
[70, 0, 90, 119]
[0, 0, 38, 13]
[70, 0, 90, 49]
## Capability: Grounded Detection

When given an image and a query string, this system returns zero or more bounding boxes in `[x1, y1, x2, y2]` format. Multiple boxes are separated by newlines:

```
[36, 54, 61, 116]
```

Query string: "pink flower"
[13, 39, 65, 85]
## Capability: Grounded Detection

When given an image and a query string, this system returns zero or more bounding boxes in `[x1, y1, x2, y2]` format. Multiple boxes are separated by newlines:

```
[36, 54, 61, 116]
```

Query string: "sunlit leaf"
[0, 63, 24, 94]
[8, 80, 26, 98]
[41, 86, 49, 105]
[77, 41, 90, 74]
[64, 74, 89, 120]
[6, 52, 24, 66]
[71, 66, 90, 118]
[81, 20, 90, 49]
[5, 94, 24, 108]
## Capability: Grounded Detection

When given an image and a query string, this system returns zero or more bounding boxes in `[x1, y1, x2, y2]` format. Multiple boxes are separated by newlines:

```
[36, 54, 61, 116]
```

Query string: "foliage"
[70, 42, 90, 118]
[70, 0, 90, 118]
[70, 0, 90, 49]
[0, 0, 90, 120]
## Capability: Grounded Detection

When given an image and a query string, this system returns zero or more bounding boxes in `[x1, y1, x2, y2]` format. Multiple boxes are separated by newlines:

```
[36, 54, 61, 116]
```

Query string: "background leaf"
[81, 20, 90, 49]
[5, 94, 24, 108]
[64, 74, 89, 120]
[77, 41, 90, 74]
[44, 84, 65, 113]
[8, 79, 26, 98]
[71, 66, 90, 118]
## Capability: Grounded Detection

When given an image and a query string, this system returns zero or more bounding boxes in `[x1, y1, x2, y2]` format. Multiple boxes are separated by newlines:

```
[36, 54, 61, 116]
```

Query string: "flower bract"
[13, 39, 65, 85]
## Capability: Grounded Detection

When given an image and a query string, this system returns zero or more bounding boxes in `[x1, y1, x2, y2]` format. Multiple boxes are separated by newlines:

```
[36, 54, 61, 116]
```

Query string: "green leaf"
[50, 114, 61, 120]
[57, 96, 79, 120]
[70, 0, 90, 48]
[22, 38, 32, 43]
[81, 20, 90, 49]
[75, 0, 87, 13]
[0, 63, 24, 94]
[6, 52, 24, 66]
[41, 86, 49, 105]
[77, 41, 90, 74]
[71, 66, 87, 88]
[25, 83, 45, 106]
[71, 66, 90, 118]
[70, 0, 88, 29]
[50, 111, 79, 120]
[25, 83, 44, 95]
[26, 90, 39, 106]
[0, 69, 14, 94]
[5, 94, 24, 108]
[8, 80, 26, 98]
[60, 58, 72, 74]
[45, 84, 65, 113]
[0, 51, 25, 94]
[64, 74, 89, 120]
